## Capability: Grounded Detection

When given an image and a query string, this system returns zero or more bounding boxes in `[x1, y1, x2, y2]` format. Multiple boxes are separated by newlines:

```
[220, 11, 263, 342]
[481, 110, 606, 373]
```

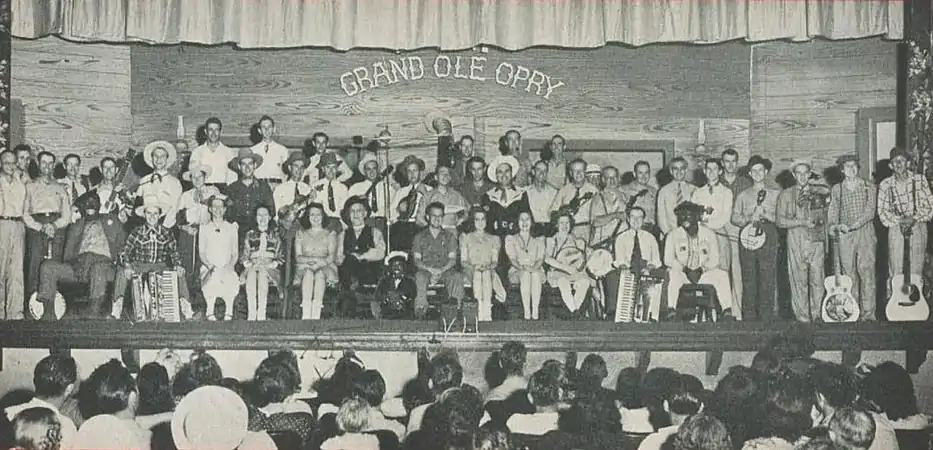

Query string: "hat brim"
[143, 140, 178, 169]
[359, 154, 382, 171]
[229, 154, 264, 172]
[385, 251, 409, 265]
[487, 155, 521, 183]
[172, 386, 248, 450]
[342, 196, 372, 225]
[135, 205, 163, 217]
[181, 165, 213, 182]
[789, 160, 812, 171]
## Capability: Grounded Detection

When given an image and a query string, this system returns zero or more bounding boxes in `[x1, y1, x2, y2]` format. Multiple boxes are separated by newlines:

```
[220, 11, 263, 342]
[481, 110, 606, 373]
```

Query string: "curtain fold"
[12, 0, 903, 50]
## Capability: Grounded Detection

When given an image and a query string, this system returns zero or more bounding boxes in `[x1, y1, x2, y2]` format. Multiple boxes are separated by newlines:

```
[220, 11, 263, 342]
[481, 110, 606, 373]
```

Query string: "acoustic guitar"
[885, 224, 930, 321]
[820, 233, 859, 322]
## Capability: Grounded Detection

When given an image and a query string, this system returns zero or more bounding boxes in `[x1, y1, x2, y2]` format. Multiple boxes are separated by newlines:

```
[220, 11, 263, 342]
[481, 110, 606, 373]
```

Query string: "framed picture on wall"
[525, 139, 675, 185]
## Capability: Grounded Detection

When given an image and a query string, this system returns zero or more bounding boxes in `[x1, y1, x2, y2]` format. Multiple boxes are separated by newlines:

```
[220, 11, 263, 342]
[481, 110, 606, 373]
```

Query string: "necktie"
[71, 181, 79, 202]
[370, 184, 378, 213]
[709, 185, 714, 195]
[675, 183, 684, 206]
[328, 181, 336, 212]
[292, 182, 299, 204]
[630, 231, 643, 270]
[264, 143, 269, 155]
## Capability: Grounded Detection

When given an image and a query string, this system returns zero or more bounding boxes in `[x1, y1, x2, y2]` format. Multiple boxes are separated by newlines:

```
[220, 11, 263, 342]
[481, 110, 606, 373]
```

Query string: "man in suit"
[37, 191, 127, 319]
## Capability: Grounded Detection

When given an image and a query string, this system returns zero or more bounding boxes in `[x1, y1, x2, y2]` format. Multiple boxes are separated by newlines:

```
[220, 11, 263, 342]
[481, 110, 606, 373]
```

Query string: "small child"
[372, 252, 417, 319]
[12, 408, 62, 450]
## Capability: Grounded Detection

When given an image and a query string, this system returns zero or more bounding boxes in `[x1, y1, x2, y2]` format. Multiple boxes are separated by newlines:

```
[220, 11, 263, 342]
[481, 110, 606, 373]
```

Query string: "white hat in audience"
[181, 163, 213, 182]
[358, 152, 382, 171]
[172, 386, 249, 450]
[487, 155, 521, 183]
[585, 163, 601, 174]
[143, 140, 178, 169]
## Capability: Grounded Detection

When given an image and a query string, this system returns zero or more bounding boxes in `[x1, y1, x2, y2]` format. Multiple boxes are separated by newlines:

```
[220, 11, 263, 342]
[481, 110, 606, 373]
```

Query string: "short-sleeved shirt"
[412, 228, 458, 268]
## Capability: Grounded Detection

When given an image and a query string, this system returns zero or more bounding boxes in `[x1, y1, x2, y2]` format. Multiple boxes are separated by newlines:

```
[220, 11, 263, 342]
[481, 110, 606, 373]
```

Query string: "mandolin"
[102, 148, 137, 214]
[821, 232, 859, 322]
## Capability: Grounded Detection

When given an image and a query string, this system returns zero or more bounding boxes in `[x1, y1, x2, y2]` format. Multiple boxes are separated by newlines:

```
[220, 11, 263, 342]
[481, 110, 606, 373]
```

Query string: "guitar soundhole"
[900, 284, 921, 306]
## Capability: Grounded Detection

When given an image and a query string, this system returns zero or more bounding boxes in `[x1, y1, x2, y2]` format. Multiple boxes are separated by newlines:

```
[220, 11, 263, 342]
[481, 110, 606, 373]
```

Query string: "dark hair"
[633, 160, 650, 172]
[668, 375, 703, 416]
[460, 206, 488, 234]
[628, 206, 646, 218]
[425, 201, 445, 216]
[351, 369, 387, 407]
[13, 144, 32, 154]
[299, 202, 326, 229]
[578, 354, 608, 387]
[173, 350, 223, 399]
[669, 156, 688, 168]
[63, 154, 80, 165]
[466, 156, 486, 169]
[809, 362, 858, 408]
[615, 367, 644, 409]
[258, 115, 275, 126]
[136, 362, 174, 415]
[705, 158, 724, 171]
[721, 148, 739, 159]
[205, 117, 223, 130]
[77, 359, 136, 419]
[673, 413, 733, 450]
[498, 342, 526, 377]
[33, 355, 77, 399]
[252, 357, 301, 407]
[435, 163, 453, 174]
[459, 135, 474, 145]
[36, 151, 55, 163]
[473, 423, 511, 450]
[99, 157, 117, 168]
[431, 353, 464, 394]
[707, 366, 761, 445]
[758, 375, 814, 443]
[643, 367, 682, 429]
[527, 370, 560, 407]
[312, 132, 329, 144]
[861, 361, 919, 420]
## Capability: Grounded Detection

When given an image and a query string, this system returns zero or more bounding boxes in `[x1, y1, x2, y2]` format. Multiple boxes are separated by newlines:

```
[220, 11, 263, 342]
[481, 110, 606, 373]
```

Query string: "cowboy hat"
[358, 152, 382, 171]
[317, 152, 341, 169]
[172, 386, 249, 450]
[282, 152, 308, 174]
[143, 140, 177, 169]
[487, 155, 521, 182]
[747, 155, 773, 172]
[134, 203, 164, 218]
[341, 196, 372, 226]
[674, 201, 705, 217]
[585, 163, 601, 174]
[181, 163, 213, 182]
[889, 146, 910, 161]
[788, 159, 812, 172]
[227, 148, 264, 172]
[385, 250, 409, 266]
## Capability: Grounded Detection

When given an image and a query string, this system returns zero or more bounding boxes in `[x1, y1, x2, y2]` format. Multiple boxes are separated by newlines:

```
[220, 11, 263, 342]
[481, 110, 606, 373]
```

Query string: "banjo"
[739, 190, 768, 251]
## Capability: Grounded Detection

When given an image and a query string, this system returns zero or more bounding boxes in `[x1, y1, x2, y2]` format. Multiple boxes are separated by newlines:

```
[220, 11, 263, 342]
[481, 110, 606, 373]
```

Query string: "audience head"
[352, 369, 387, 407]
[758, 374, 815, 443]
[77, 359, 137, 419]
[615, 367, 645, 409]
[252, 353, 302, 407]
[861, 361, 918, 421]
[33, 355, 77, 401]
[431, 385, 485, 449]
[473, 424, 512, 450]
[498, 342, 527, 377]
[336, 397, 371, 433]
[431, 352, 464, 395]
[136, 362, 174, 416]
[667, 375, 704, 419]
[578, 354, 608, 387]
[561, 389, 621, 435]
[11, 408, 62, 450]
[527, 370, 561, 408]
[173, 350, 223, 400]
[642, 367, 682, 428]
[828, 407, 875, 450]
[672, 413, 732, 450]
[809, 362, 858, 417]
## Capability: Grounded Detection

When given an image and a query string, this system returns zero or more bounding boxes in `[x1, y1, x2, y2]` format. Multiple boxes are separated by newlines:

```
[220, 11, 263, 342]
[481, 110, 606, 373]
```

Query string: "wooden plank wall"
[130, 43, 752, 172]
[11, 37, 131, 168]
[750, 38, 898, 174]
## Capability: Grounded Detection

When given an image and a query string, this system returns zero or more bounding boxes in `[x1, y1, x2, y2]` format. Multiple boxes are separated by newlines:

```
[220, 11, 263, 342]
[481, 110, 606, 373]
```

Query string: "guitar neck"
[904, 233, 912, 285]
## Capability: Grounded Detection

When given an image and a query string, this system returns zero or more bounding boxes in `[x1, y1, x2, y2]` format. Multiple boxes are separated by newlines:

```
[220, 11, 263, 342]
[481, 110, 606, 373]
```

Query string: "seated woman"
[459, 206, 505, 322]
[338, 197, 386, 289]
[240, 205, 285, 321]
[294, 202, 339, 320]
[198, 194, 239, 320]
[505, 210, 546, 320]
[544, 210, 591, 317]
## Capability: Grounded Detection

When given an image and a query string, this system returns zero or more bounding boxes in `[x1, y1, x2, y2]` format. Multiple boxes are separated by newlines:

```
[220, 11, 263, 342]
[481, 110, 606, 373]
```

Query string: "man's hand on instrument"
[123, 266, 135, 278]
[902, 217, 917, 228]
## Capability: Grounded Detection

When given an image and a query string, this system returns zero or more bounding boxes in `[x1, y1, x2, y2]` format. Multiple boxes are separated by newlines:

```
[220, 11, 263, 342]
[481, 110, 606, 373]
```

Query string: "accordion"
[131, 271, 181, 322]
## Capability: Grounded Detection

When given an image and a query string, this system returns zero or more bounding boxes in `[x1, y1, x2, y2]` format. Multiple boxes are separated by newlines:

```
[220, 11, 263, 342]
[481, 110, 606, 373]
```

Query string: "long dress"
[240, 226, 285, 288]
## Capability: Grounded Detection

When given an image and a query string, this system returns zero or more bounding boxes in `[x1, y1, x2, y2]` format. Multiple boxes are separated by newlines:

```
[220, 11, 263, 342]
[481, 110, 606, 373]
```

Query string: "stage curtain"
[12, 0, 903, 50]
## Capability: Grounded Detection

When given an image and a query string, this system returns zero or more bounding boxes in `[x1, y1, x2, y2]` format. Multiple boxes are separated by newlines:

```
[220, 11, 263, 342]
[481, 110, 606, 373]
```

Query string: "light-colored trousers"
[838, 225, 877, 321]
[0, 220, 25, 319]
[667, 267, 734, 313]
[787, 235, 825, 322]
[201, 265, 239, 319]
[719, 225, 743, 319]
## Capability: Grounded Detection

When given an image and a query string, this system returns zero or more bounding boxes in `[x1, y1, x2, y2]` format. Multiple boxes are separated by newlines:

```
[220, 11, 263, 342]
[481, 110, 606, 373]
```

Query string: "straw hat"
[228, 148, 264, 172]
[487, 155, 520, 182]
[143, 140, 177, 169]
[788, 159, 812, 172]
[358, 152, 382, 171]
[134, 203, 164, 218]
[181, 163, 212, 182]
[172, 386, 249, 450]
[585, 163, 602, 175]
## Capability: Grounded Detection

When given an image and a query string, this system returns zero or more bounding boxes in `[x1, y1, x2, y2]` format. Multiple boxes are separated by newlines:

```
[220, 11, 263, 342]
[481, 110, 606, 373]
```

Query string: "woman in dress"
[460, 207, 505, 322]
[294, 202, 338, 320]
[505, 210, 546, 320]
[545, 210, 590, 317]
[240, 205, 285, 321]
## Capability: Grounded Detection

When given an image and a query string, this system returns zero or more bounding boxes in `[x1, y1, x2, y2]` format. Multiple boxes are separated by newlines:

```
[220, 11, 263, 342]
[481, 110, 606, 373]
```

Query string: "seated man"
[112, 203, 192, 320]
[605, 206, 663, 322]
[664, 202, 734, 320]
[412, 202, 465, 319]
[37, 191, 127, 319]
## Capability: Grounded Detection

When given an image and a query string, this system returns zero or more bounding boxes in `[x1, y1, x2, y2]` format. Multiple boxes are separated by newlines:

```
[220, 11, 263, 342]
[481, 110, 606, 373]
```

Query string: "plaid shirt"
[878, 172, 933, 228]
[828, 179, 876, 231]
[119, 224, 180, 267]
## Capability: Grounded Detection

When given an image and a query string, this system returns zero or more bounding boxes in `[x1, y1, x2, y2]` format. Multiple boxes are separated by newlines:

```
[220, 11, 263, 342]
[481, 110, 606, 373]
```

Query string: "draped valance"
[13, 0, 903, 50]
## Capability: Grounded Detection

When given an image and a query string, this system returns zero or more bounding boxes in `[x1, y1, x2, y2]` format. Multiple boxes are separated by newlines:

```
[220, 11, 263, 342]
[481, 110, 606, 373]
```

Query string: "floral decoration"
[908, 32, 933, 178]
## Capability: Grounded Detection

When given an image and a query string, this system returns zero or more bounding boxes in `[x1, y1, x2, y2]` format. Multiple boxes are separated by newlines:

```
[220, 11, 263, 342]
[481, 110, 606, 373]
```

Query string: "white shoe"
[180, 299, 193, 319]
[111, 298, 123, 319]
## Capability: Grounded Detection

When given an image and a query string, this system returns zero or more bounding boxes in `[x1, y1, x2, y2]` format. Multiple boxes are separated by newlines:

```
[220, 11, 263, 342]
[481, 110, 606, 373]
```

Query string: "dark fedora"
[747, 155, 773, 171]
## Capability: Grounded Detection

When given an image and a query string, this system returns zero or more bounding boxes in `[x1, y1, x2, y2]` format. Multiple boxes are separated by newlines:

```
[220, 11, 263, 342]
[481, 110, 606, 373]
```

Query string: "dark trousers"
[339, 256, 383, 288]
[389, 221, 422, 252]
[39, 257, 114, 318]
[739, 223, 778, 321]
[25, 215, 65, 295]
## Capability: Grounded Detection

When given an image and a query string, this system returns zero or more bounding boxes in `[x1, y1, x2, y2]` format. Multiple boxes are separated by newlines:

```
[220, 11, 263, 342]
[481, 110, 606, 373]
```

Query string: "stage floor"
[0, 319, 929, 353]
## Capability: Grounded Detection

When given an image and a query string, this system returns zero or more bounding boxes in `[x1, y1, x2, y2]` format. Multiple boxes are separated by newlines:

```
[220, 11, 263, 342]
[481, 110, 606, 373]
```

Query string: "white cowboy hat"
[181, 163, 213, 182]
[788, 159, 812, 172]
[487, 155, 521, 183]
[358, 152, 382, 171]
[585, 163, 602, 174]
[385, 250, 409, 266]
[135, 203, 164, 218]
[172, 386, 249, 450]
[143, 140, 178, 169]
